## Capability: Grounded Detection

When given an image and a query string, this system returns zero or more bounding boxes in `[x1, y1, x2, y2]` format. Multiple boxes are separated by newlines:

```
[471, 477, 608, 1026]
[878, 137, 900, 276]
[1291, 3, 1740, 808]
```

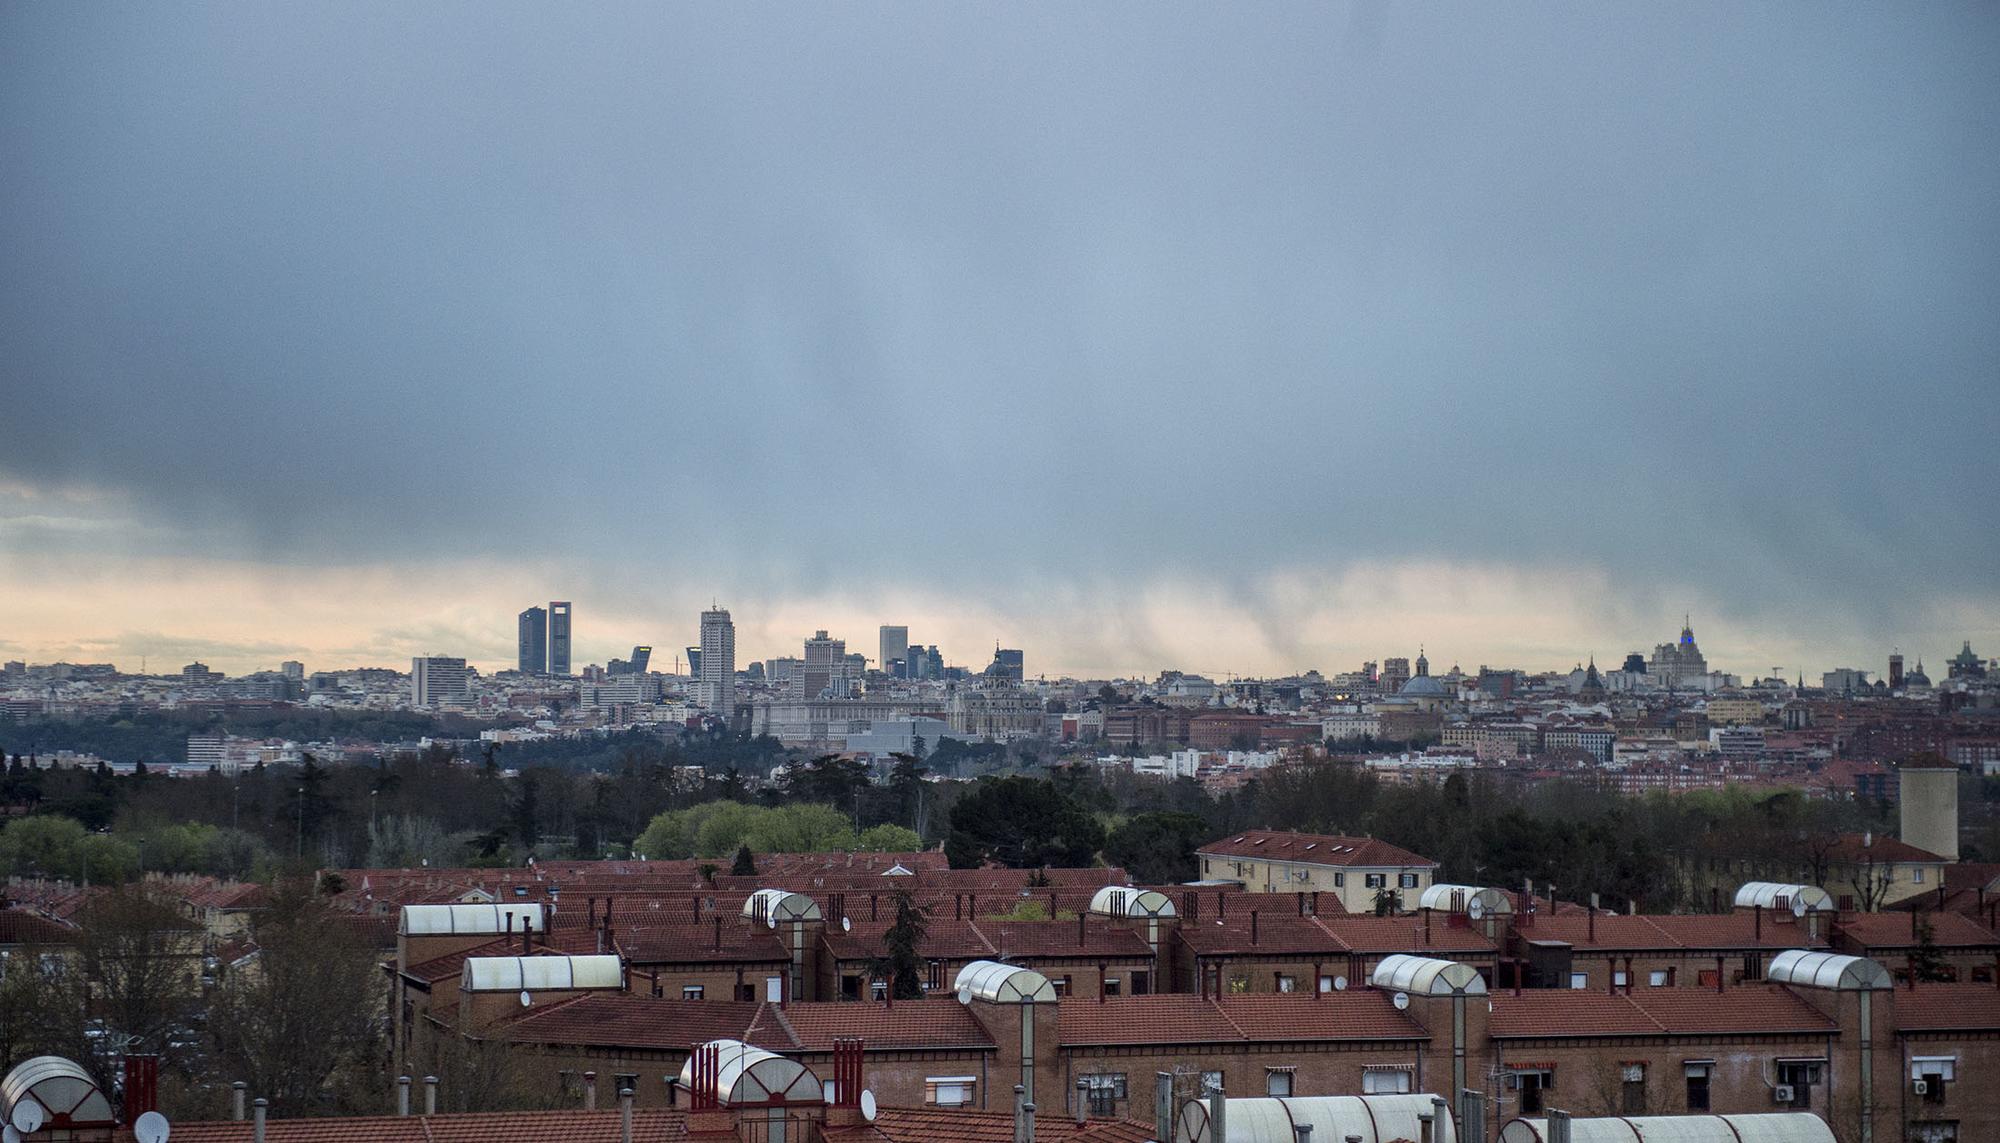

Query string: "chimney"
[1250, 910, 1259, 945]
[123, 1054, 159, 1118]
[1013, 1085, 1029, 1143]
[1417, 1111, 1435, 1143]
[424, 1075, 439, 1115]
[398, 1076, 411, 1116]
[1075, 1079, 1089, 1126]
[1207, 1080, 1226, 1143]
[232, 1082, 247, 1121]
[1293, 1124, 1313, 1143]
[620, 1087, 635, 1143]
[585, 1071, 599, 1111]
[1155, 1073, 1174, 1143]
[1587, 894, 1597, 943]
[253, 1099, 268, 1143]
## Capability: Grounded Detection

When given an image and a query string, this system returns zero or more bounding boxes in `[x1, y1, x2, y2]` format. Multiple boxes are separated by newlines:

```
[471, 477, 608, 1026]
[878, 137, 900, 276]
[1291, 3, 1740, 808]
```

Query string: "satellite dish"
[134, 1110, 173, 1143]
[1792, 897, 1808, 918]
[1332, 976, 1348, 991]
[1393, 991, 1410, 1010]
[842, 917, 852, 932]
[10, 1101, 44, 1133]
[767, 915, 779, 930]
[956, 985, 973, 1005]
[1467, 898, 1485, 921]
[520, 990, 532, 1007]
[860, 1089, 878, 1122]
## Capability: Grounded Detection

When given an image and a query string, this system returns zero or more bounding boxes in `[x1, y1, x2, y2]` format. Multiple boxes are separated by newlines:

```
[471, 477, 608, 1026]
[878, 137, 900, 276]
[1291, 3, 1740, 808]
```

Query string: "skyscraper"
[548, 601, 572, 676]
[518, 606, 548, 673]
[879, 626, 909, 676]
[803, 630, 845, 700]
[411, 656, 469, 707]
[986, 647, 1024, 683]
[699, 607, 736, 713]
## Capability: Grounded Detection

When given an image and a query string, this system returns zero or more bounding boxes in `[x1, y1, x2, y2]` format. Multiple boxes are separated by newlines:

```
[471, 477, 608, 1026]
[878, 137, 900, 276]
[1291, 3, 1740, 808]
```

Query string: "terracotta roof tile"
[498, 996, 771, 1051]
[780, 999, 997, 1051]
[1894, 983, 2000, 1031]
[1058, 993, 1424, 1046]
[1835, 911, 2000, 951]
[615, 922, 790, 965]
[1197, 830, 1436, 869]
[167, 1109, 689, 1143]
[0, 908, 77, 945]
[1490, 985, 1835, 1038]
[983, 921, 1154, 960]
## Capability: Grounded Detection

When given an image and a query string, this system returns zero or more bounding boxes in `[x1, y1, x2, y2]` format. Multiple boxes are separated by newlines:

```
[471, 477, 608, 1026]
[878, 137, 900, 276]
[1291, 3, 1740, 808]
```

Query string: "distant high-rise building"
[905, 644, 943, 681]
[280, 660, 305, 682]
[628, 646, 652, 675]
[518, 606, 549, 673]
[685, 647, 702, 677]
[801, 630, 845, 700]
[547, 602, 573, 676]
[411, 656, 469, 707]
[880, 626, 909, 676]
[1648, 617, 1709, 686]
[987, 647, 1025, 683]
[1889, 652, 1906, 691]
[1949, 640, 1987, 681]
[699, 608, 736, 713]
[1379, 657, 1412, 695]
[1621, 652, 1648, 676]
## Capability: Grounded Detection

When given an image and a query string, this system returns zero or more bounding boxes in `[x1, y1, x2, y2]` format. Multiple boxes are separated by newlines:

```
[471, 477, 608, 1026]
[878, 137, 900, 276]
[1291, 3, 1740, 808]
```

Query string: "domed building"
[1396, 649, 1451, 712]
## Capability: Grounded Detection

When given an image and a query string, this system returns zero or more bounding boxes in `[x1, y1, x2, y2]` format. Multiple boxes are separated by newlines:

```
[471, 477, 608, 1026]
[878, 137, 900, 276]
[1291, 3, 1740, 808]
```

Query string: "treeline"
[0, 708, 497, 765]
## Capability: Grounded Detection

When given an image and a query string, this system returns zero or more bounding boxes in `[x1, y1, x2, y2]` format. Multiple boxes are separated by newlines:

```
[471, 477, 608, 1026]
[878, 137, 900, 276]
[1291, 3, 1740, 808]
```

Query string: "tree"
[206, 879, 385, 1116]
[73, 886, 203, 1054]
[731, 843, 758, 877]
[1103, 811, 1207, 884]
[944, 777, 1104, 869]
[1910, 918, 1956, 983]
[871, 887, 931, 1000]
[856, 823, 923, 852]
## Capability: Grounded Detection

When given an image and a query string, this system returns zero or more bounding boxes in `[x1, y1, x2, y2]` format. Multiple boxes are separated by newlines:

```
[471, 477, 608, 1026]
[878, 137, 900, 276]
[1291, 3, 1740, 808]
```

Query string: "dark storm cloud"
[2, 4, 1996, 636]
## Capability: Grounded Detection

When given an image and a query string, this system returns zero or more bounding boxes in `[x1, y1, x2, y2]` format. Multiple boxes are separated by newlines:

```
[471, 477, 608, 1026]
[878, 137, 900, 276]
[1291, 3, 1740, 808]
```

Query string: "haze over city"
[4, 4, 1996, 676]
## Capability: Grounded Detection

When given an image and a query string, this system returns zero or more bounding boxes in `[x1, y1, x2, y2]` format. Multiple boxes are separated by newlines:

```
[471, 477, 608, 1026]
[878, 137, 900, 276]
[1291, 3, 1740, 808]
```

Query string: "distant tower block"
[1889, 652, 1905, 691]
[1899, 759, 1959, 861]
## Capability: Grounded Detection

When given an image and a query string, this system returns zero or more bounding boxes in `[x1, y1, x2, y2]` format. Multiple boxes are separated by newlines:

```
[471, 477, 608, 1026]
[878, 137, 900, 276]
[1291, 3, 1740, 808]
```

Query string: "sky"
[2, 4, 1997, 680]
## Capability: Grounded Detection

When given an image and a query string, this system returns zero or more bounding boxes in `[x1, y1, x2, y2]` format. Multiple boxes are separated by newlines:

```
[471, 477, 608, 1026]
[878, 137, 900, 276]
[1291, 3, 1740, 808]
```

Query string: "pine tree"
[875, 887, 931, 1000]
[732, 843, 758, 877]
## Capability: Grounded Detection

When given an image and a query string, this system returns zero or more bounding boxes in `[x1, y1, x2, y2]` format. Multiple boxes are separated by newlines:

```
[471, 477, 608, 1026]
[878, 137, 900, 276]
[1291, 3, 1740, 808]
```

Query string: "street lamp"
[295, 786, 306, 859]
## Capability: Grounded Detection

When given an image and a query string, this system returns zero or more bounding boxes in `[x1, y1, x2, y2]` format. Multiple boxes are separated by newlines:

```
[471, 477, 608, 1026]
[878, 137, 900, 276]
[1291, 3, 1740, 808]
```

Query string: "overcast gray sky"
[3, 3, 1996, 677]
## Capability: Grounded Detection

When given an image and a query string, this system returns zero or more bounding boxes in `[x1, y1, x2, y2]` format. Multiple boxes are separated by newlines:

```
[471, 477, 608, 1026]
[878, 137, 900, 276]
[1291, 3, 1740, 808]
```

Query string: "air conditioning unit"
[1773, 1085, 1796, 1104]
[1913, 1079, 1930, 1096]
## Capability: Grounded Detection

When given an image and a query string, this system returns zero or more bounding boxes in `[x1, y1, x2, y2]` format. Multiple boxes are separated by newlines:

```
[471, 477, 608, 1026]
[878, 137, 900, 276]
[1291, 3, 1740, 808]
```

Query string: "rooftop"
[1195, 830, 1436, 869]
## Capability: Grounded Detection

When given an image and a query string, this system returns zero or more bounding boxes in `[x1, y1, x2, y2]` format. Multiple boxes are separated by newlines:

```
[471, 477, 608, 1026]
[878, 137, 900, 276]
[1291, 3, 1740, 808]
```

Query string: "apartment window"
[1265, 1068, 1294, 1097]
[870, 980, 887, 1001]
[1132, 971, 1150, 995]
[1620, 1064, 1646, 1114]
[1276, 975, 1296, 993]
[1684, 1062, 1712, 1111]
[1913, 1057, 1956, 1105]
[1776, 1060, 1823, 1109]
[1333, 872, 1345, 887]
[1103, 977, 1122, 997]
[1569, 972, 1588, 990]
[1512, 1068, 1554, 1114]
[1318, 975, 1335, 993]
[682, 985, 704, 1000]
[1227, 974, 1249, 994]
[1364, 873, 1386, 889]
[613, 1074, 640, 1096]
[1914, 868, 1926, 884]
[1081, 1073, 1126, 1116]
[1362, 1067, 1413, 1094]
[1908, 1124, 1958, 1143]
[1399, 873, 1420, 889]
[1051, 976, 1069, 998]
[1649, 969, 1673, 987]
[1200, 1071, 1224, 1096]
[927, 1077, 976, 1107]
[1612, 970, 1629, 989]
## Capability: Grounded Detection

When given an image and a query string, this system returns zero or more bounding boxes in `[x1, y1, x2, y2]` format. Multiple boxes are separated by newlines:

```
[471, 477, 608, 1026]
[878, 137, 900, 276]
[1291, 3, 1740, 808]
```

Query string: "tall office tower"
[548, 601, 573, 676]
[686, 647, 702, 677]
[1889, 652, 1906, 691]
[628, 646, 652, 675]
[280, 660, 305, 682]
[803, 630, 845, 700]
[699, 608, 736, 713]
[1379, 657, 1412, 695]
[879, 626, 909, 677]
[411, 656, 469, 707]
[518, 606, 549, 673]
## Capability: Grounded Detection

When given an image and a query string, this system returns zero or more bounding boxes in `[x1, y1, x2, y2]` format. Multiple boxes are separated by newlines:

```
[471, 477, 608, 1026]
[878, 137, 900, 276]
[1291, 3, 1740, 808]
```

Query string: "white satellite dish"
[860, 1089, 878, 1122]
[842, 917, 852, 932]
[1467, 898, 1485, 921]
[1792, 896, 1808, 918]
[1392, 991, 1410, 1011]
[10, 1101, 44, 1133]
[519, 990, 532, 1007]
[767, 915, 779, 930]
[1332, 976, 1348, 991]
[956, 985, 972, 1005]
[134, 1110, 173, 1143]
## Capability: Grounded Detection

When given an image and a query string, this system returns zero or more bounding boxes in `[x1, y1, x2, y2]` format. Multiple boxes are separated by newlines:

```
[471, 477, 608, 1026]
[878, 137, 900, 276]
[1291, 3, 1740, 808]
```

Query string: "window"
[1362, 1068, 1413, 1094]
[1512, 1068, 1554, 1114]
[1365, 873, 1386, 889]
[1132, 971, 1150, 995]
[766, 976, 784, 1002]
[613, 1074, 640, 1096]
[1776, 1060, 1823, 1108]
[1200, 1071, 1224, 1096]
[1649, 969, 1673, 987]
[870, 980, 887, 1001]
[682, 985, 704, 1000]
[1104, 977, 1122, 997]
[1052, 976, 1069, 998]
[1914, 868, 1926, 884]
[1081, 1073, 1125, 1115]
[1318, 975, 1335, 993]
[1333, 872, 1345, 887]
[1684, 1062, 1712, 1111]
[1227, 974, 1249, 994]
[1620, 1064, 1646, 1114]
[1276, 975, 1296, 993]
[1569, 972, 1589, 990]
[1399, 873, 1420, 889]
[1265, 1068, 1294, 1097]
[1613, 970, 1629, 989]
[927, 1077, 976, 1107]
[1913, 1057, 1956, 1105]
[1696, 969, 1719, 989]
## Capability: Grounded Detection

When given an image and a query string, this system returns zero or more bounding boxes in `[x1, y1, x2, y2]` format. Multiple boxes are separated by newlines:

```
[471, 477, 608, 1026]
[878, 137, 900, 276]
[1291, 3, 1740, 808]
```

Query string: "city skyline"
[3, 6, 1996, 684]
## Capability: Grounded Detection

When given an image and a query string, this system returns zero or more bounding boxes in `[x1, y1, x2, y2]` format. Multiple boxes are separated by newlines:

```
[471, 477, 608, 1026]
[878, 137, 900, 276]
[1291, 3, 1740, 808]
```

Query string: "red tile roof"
[985, 921, 1154, 961]
[1197, 830, 1435, 869]
[1489, 984, 1835, 1038]
[168, 1109, 688, 1143]
[1058, 993, 1425, 1046]
[1893, 983, 2000, 1031]
[1834, 911, 2000, 951]
[0, 908, 77, 945]
[498, 996, 774, 1051]
[615, 922, 790, 965]
[1524, 913, 1825, 953]
[781, 999, 996, 1051]
[1826, 834, 1948, 865]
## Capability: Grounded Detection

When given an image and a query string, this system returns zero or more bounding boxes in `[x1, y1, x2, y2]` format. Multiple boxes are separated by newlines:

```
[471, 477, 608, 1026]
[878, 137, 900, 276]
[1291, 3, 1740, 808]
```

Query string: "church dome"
[1399, 675, 1448, 698]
